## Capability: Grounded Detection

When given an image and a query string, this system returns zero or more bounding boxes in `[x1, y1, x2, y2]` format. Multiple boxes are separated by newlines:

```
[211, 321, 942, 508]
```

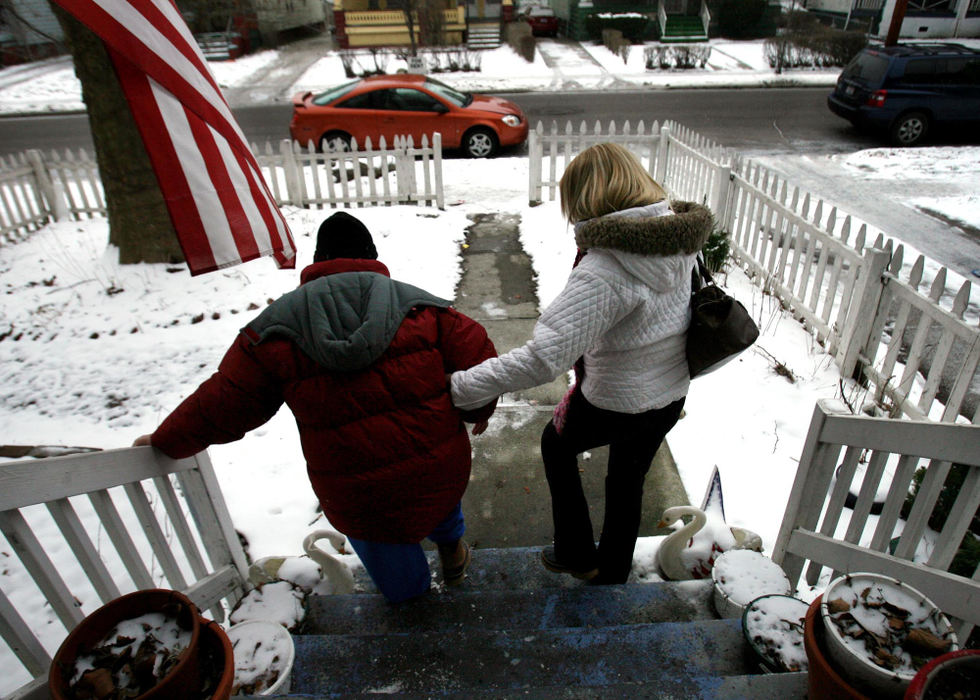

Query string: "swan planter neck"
[655, 505, 762, 581]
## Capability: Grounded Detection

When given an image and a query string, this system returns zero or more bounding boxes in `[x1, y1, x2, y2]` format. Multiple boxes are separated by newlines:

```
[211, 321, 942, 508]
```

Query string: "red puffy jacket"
[151, 259, 497, 543]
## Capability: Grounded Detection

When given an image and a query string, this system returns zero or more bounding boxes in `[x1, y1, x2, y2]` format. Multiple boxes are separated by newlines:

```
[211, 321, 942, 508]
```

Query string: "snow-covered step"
[303, 579, 716, 636]
[288, 619, 757, 695]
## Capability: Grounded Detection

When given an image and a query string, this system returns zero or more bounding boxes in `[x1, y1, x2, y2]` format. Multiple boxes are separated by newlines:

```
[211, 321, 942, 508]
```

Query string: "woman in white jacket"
[450, 143, 714, 584]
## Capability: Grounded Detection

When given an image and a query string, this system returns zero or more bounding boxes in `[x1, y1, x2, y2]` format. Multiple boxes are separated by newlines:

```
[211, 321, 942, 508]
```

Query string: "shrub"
[505, 21, 536, 62]
[671, 45, 710, 69]
[765, 25, 866, 71]
[701, 229, 731, 273]
[602, 28, 631, 63]
[644, 44, 711, 70]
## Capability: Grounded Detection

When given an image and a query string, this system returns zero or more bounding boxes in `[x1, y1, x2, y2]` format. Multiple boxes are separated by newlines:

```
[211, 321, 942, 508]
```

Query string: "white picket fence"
[0, 134, 445, 243]
[528, 120, 980, 426]
[773, 399, 980, 641]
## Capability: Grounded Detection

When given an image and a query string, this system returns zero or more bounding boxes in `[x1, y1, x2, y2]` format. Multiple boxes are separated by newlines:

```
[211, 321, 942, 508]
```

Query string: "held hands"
[447, 373, 489, 435]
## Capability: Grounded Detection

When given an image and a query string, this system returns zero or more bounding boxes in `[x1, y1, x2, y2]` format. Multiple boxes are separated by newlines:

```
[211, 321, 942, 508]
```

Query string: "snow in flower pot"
[227, 619, 295, 696]
[741, 593, 810, 673]
[804, 595, 871, 700]
[710, 549, 791, 619]
[904, 649, 980, 700]
[48, 588, 203, 700]
[820, 573, 959, 699]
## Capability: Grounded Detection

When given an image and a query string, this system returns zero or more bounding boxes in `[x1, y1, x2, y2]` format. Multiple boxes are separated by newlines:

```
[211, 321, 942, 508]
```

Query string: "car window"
[941, 57, 980, 85]
[381, 88, 444, 112]
[312, 80, 360, 106]
[841, 52, 890, 84]
[965, 58, 980, 85]
[336, 91, 381, 109]
[423, 78, 469, 107]
[901, 58, 940, 84]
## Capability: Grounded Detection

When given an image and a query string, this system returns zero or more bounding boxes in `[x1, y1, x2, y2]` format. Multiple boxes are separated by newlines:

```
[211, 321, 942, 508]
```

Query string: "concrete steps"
[467, 25, 502, 49]
[661, 16, 708, 43]
[240, 547, 807, 698]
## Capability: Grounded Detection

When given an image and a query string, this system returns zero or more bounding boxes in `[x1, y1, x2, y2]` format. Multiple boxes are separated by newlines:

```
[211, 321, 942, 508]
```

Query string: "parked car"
[827, 42, 980, 146]
[521, 6, 559, 37]
[289, 74, 529, 158]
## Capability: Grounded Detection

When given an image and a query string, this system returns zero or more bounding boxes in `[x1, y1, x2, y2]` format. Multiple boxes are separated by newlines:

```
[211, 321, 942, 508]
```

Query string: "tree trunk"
[53, 6, 184, 264]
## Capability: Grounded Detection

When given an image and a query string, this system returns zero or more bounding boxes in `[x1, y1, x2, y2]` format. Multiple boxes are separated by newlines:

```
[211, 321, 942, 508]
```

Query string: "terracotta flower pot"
[49, 589, 203, 700]
[803, 595, 871, 700]
[199, 617, 235, 700]
[904, 649, 980, 700]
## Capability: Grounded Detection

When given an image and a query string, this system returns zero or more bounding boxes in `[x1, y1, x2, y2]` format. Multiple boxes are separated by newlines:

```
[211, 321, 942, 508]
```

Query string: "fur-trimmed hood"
[574, 200, 714, 256]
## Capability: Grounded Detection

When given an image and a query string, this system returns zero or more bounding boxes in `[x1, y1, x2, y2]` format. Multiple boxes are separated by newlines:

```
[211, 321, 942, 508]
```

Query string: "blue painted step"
[290, 619, 754, 695]
[303, 580, 717, 635]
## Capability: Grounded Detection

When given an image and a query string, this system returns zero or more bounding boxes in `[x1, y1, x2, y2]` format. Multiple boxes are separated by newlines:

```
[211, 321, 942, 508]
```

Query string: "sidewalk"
[452, 213, 690, 549]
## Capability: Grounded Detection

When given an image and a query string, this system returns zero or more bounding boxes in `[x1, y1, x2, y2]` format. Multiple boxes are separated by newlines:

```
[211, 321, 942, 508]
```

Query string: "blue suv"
[827, 43, 980, 146]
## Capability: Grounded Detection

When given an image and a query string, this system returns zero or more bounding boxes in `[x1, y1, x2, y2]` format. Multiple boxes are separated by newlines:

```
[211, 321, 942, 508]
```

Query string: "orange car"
[289, 74, 529, 158]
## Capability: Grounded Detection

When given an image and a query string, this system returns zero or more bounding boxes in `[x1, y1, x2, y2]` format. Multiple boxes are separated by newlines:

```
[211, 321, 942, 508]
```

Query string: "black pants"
[541, 389, 685, 584]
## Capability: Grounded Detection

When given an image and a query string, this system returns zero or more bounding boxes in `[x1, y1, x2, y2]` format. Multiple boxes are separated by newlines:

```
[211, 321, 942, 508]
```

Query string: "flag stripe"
[111, 55, 217, 271]
[53, 0, 295, 275]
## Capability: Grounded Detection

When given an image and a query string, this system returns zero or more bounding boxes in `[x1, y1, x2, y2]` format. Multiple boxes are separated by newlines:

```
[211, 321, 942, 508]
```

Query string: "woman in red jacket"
[135, 212, 497, 602]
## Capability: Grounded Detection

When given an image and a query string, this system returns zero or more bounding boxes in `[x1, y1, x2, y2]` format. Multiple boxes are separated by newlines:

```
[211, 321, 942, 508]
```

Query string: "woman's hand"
[132, 434, 153, 447]
[470, 420, 489, 436]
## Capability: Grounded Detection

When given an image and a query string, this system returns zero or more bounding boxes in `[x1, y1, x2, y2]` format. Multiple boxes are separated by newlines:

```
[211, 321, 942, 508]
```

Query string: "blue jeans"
[347, 502, 465, 603]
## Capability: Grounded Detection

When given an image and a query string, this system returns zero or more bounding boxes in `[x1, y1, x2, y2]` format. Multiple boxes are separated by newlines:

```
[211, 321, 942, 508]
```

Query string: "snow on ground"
[1, 37, 979, 695]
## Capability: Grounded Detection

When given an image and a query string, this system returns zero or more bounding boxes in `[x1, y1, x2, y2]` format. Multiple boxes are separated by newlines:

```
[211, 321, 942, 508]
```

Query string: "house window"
[907, 0, 955, 12]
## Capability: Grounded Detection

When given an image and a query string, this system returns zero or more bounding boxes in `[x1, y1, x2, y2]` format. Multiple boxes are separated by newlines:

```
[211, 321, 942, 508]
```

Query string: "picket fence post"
[709, 162, 732, 230]
[655, 124, 670, 185]
[836, 247, 891, 380]
[25, 149, 65, 221]
[528, 125, 542, 206]
[281, 139, 303, 207]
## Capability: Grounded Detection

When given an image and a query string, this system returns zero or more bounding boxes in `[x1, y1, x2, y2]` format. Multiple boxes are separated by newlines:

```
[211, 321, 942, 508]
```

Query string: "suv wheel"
[890, 112, 929, 147]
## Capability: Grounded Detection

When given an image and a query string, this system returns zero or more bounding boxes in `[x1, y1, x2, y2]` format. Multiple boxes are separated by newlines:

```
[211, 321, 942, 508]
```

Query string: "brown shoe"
[438, 540, 471, 586]
[541, 545, 598, 581]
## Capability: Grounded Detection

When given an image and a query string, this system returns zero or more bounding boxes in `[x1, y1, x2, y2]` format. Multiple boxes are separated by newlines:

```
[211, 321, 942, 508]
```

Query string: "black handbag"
[686, 256, 760, 378]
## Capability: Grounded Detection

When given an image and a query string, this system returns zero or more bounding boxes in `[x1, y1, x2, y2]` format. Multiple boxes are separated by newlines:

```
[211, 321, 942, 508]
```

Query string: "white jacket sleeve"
[450, 264, 630, 411]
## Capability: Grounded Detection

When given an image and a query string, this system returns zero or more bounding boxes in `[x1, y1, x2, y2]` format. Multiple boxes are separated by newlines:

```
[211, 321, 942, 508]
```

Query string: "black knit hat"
[313, 212, 378, 262]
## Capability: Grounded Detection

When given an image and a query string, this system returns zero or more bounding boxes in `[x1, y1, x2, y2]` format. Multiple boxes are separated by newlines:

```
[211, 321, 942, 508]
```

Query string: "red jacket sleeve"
[151, 334, 285, 459]
[437, 307, 498, 423]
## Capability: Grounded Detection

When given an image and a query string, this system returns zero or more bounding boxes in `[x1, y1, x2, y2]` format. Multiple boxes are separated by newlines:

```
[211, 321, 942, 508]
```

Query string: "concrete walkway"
[451, 213, 691, 551]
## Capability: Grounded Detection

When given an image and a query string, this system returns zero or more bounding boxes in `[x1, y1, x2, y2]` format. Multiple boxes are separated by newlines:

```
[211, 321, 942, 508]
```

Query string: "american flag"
[53, 0, 296, 275]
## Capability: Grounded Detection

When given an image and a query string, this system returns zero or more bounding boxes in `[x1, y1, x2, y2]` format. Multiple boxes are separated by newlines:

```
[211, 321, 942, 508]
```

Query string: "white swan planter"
[655, 505, 763, 581]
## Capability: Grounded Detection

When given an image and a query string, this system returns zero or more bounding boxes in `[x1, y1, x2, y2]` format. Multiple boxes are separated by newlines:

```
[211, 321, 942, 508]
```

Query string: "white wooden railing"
[528, 120, 980, 425]
[773, 399, 980, 640]
[0, 134, 445, 240]
[0, 447, 250, 700]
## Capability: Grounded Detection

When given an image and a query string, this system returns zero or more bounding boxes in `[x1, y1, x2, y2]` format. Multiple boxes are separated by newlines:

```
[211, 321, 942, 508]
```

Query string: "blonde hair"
[559, 143, 667, 223]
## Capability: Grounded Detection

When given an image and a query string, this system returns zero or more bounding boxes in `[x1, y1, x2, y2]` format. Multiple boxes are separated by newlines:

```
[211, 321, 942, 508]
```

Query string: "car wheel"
[463, 128, 498, 158]
[320, 131, 352, 153]
[890, 112, 928, 147]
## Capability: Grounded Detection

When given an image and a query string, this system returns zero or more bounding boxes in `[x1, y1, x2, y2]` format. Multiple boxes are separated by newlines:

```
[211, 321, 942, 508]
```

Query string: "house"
[804, 0, 979, 37]
[0, 0, 64, 66]
[331, 0, 501, 49]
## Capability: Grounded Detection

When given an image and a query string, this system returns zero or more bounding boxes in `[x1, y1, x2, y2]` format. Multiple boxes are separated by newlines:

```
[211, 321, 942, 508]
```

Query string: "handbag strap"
[691, 254, 714, 292]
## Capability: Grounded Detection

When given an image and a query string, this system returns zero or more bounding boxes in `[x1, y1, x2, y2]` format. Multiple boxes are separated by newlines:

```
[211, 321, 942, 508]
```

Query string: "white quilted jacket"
[451, 200, 715, 413]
